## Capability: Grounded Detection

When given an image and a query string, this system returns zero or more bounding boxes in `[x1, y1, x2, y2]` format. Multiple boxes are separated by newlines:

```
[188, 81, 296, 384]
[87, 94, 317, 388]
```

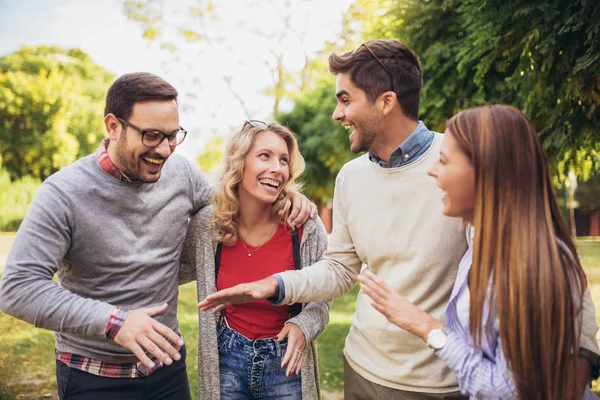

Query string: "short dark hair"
[104, 72, 178, 120]
[329, 40, 422, 120]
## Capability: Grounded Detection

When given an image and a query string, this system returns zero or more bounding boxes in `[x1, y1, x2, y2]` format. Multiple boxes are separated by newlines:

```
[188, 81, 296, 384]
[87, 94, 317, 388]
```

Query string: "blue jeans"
[217, 323, 302, 399]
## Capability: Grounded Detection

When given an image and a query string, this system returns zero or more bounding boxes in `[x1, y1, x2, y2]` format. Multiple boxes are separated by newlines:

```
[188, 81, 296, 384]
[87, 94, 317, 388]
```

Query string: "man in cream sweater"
[199, 40, 600, 399]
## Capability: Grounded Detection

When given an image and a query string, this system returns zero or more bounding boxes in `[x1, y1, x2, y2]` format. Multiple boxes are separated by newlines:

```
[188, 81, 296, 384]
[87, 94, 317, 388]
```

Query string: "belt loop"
[275, 340, 282, 358]
[227, 329, 235, 350]
[222, 314, 232, 332]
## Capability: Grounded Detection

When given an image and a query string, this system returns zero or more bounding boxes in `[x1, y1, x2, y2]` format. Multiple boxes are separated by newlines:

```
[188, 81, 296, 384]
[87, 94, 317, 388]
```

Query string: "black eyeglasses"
[352, 42, 395, 93]
[242, 120, 268, 130]
[118, 118, 187, 147]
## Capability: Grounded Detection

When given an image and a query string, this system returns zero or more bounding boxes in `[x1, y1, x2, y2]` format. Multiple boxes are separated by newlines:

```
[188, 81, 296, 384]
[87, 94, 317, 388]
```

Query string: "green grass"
[0, 240, 599, 399]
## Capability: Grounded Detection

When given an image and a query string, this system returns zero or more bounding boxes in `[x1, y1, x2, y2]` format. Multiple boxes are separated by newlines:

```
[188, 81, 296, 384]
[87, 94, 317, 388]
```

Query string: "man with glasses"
[198, 40, 600, 399]
[0, 72, 315, 399]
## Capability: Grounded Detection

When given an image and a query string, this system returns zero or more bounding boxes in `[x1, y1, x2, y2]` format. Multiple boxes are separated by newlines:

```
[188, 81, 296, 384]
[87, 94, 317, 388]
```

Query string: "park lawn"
[0, 240, 598, 399]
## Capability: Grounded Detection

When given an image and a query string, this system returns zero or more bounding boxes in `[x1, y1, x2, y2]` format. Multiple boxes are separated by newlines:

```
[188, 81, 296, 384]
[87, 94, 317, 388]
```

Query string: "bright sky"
[0, 0, 354, 161]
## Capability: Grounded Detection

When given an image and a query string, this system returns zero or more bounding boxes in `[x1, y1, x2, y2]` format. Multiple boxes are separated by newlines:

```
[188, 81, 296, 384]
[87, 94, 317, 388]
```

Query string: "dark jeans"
[217, 323, 302, 399]
[343, 356, 468, 400]
[56, 346, 191, 400]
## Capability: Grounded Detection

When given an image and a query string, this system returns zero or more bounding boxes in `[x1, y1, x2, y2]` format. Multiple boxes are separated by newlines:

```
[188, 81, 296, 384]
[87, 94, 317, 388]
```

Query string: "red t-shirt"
[218, 223, 304, 339]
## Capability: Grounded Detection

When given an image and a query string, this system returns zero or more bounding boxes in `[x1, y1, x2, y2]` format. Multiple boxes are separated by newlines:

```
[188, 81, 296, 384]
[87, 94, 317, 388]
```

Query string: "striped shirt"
[55, 139, 167, 378]
[436, 227, 598, 399]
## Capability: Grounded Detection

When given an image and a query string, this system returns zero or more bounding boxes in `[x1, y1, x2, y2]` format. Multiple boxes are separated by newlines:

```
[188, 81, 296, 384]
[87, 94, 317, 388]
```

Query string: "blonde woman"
[180, 120, 329, 400]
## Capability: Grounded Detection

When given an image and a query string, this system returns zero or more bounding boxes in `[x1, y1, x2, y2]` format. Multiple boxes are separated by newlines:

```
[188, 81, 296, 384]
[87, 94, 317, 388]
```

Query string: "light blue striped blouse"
[436, 227, 598, 399]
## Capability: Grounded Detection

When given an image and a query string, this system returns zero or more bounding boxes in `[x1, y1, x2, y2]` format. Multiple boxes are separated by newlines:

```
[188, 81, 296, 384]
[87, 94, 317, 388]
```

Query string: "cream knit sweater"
[279, 133, 469, 392]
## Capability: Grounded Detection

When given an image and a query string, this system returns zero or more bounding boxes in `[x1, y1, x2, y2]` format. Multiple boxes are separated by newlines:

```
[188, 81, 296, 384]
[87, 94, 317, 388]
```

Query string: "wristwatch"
[579, 347, 600, 380]
[426, 328, 448, 351]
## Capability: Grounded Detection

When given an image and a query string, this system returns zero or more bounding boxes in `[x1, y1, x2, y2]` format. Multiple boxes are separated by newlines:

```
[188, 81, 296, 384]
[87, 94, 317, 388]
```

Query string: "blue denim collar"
[368, 121, 434, 168]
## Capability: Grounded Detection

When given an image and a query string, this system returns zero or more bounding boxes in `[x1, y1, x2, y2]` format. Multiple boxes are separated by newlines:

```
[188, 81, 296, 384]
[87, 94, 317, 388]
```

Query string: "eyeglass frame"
[117, 117, 187, 147]
[352, 42, 395, 93]
[242, 119, 269, 130]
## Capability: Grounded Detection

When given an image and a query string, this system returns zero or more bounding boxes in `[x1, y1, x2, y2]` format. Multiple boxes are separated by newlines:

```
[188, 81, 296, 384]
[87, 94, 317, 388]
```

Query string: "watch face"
[428, 329, 448, 350]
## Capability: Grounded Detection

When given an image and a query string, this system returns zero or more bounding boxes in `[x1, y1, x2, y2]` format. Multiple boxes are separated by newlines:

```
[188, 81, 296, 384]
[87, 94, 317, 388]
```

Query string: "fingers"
[211, 303, 231, 314]
[113, 308, 183, 368]
[280, 343, 293, 369]
[295, 353, 304, 375]
[198, 290, 234, 312]
[363, 270, 388, 287]
[275, 324, 291, 342]
[358, 271, 392, 300]
[151, 322, 184, 355]
[129, 342, 156, 369]
[309, 202, 318, 219]
[278, 325, 293, 367]
[286, 197, 300, 228]
[359, 280, 383, 304]
[198, 280, 278, 312]
[285, 347, 304, 377]
[290, 195, 312, 228]
[140, 302, 168, 316]
[139, 334, 171, 366]
[152, 319, 184, 348]
[281, 323, 306, 376]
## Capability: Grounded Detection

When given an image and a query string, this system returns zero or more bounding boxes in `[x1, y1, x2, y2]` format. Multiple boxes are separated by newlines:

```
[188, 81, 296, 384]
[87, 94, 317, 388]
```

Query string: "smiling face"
[428, 131, 476, 222]
[238, 130, 290, 205]
[332, 73, 383, 153]
[106, 100, 179, 183]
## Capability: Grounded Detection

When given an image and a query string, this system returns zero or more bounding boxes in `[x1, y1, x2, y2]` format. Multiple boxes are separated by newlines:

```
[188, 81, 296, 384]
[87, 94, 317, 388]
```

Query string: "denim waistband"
[217, 322, 288, 358]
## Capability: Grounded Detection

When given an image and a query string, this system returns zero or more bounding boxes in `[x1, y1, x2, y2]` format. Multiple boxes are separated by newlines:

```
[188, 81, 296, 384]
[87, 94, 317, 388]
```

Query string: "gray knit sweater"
[179, 206, 330, 400]
[0, 152, 212, 362]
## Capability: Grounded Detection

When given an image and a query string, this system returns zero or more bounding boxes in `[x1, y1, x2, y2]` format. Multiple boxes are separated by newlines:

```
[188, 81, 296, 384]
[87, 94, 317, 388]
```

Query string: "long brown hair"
[446, 105, 586, 399]
[211, 122, 305, 245]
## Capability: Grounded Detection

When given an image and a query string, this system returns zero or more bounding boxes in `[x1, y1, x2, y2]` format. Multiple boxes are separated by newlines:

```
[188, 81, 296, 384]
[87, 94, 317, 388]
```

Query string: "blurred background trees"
[0, 46, 113, 181]
[0, 45, 113, 230]
[0, 0, 598, 232]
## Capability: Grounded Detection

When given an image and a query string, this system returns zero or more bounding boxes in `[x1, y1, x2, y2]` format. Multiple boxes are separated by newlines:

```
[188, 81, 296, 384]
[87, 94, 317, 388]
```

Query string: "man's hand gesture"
[114, 303, 183, 369]
[198, 277, 279, 313]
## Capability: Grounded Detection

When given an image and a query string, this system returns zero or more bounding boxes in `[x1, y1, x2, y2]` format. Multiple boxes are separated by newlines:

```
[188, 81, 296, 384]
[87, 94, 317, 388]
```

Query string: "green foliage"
[0, 45, 114, 180]
[576, 172, 600, 212]
[278, 81, 358, 205]
[369, 0, 600, 175]
[196, 136, 224, 175]
[0, 169, 40, 231]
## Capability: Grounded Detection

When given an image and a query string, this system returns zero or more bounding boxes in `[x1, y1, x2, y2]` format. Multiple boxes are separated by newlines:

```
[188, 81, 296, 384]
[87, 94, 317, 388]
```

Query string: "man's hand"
[284, 192, 318, 229]
[277, 323, 306, 377]
[198, 277, 279, 313]
[113, 303, 183, 369]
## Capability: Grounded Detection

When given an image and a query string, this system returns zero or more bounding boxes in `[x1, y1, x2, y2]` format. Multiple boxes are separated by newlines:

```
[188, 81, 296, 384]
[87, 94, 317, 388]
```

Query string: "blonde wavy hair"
[212, 121, 306, 245]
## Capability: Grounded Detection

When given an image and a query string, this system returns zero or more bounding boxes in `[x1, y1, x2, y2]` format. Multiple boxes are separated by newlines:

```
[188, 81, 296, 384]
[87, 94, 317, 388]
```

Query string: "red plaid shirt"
[56, 139, 166, 378]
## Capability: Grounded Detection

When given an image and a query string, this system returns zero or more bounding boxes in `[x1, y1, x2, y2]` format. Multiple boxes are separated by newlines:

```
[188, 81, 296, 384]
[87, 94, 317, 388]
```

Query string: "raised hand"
[357, 270, 442, 341]
[277, 323, 306, 377]
[198, 277, 280, 313]
[113, 303, 184, 369]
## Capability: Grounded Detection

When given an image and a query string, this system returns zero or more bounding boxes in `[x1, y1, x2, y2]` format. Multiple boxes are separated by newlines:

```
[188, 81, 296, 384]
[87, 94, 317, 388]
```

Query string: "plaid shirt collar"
[97, 138, 134, 182]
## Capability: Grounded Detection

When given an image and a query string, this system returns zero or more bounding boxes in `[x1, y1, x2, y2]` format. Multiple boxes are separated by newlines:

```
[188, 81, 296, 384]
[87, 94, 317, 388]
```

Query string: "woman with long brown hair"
[358, 104, 599, 399]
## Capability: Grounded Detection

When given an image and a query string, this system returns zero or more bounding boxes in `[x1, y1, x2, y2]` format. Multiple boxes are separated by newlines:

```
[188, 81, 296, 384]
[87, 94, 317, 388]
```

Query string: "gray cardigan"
[180, 206, 330, 400]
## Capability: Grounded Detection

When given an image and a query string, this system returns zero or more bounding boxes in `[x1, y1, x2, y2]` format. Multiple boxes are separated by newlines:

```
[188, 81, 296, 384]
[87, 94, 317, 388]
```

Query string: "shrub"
[0, 168, 40, 231]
